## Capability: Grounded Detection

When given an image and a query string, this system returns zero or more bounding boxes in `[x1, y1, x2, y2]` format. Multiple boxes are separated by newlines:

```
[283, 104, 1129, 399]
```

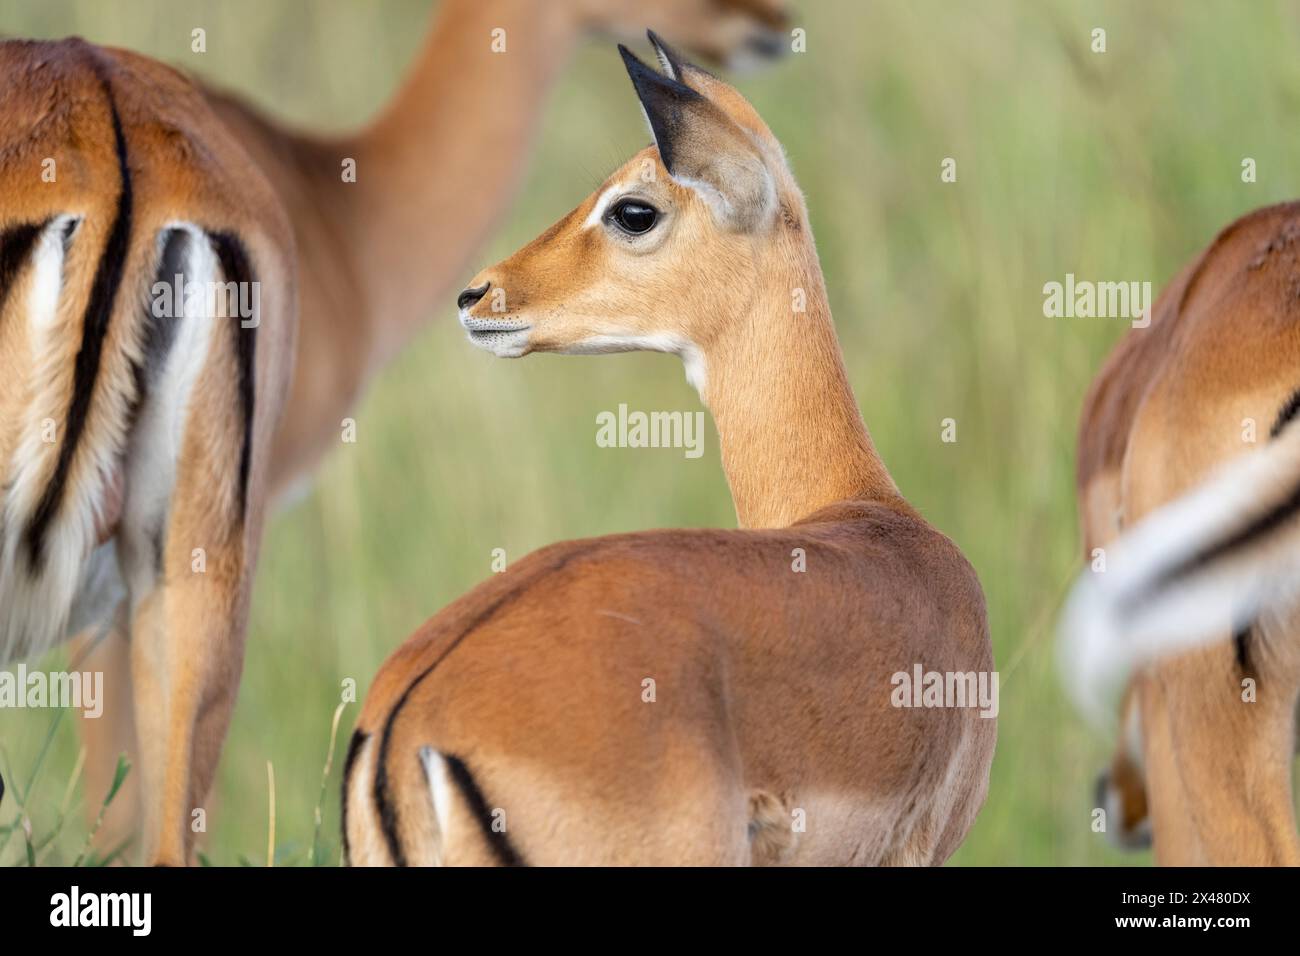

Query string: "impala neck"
[697, 236, 900, 529]
[344, 0, 580, 360]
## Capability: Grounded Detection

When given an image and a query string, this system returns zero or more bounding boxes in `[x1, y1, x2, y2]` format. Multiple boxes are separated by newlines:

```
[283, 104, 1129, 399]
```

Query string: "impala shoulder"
[795, 497, 946, 552]
[799, 499, 983, 587]
[860, 501, 986, 611]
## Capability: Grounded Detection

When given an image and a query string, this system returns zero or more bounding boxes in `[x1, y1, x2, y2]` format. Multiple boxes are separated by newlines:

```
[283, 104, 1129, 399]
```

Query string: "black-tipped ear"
[617, 43, 775, 231]
[646, 29, 690, 81]
[618, 44, 705, 174]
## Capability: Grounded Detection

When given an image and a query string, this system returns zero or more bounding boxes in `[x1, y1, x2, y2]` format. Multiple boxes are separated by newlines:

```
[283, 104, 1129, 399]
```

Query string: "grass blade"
[266, 760, 276, 868]
[310, 701, 347, 866]
[72, 754, 130, 867]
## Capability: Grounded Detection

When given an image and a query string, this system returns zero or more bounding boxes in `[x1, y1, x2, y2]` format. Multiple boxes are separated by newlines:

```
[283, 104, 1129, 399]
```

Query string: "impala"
[1063, 201, 1300, 864]
[344, 34, 996, 866]
[77, 0, 791, 852]
[0, 37, 296, 864]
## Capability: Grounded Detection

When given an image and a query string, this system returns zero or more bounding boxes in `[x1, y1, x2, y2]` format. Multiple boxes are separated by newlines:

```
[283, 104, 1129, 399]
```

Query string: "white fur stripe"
[0, 215, 89, 663]
[419, 746, 452, 860]
[653, 46, 677, 80]
[582, 184, 626, 230]
[1059, 420, 1300, 727]
[118, 224, 219, 604]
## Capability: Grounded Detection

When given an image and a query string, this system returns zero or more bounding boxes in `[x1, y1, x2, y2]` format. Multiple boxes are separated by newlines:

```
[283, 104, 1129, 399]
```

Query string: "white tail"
[1061, 416, 1300, 727]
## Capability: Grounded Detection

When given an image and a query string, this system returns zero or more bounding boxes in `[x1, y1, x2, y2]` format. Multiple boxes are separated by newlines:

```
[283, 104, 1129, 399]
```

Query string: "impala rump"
[0, 50, 260, 665]
[0, 213, 256, 664]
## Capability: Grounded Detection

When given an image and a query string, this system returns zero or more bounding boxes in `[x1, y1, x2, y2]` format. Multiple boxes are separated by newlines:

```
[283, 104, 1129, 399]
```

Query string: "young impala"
[0, 38, 296, 864]
[344, 35, 996, 866]
[77, 0, 791, 852]
[1063, 201, 1300, 865]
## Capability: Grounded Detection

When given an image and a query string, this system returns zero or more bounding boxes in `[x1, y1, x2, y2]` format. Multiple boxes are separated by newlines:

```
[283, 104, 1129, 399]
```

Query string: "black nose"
[458, 282, 489, 311]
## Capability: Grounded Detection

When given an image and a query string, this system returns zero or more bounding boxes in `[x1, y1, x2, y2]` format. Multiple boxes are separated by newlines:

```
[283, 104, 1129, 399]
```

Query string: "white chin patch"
[463, 328, 530, 358]
[459, 309, 531, 358]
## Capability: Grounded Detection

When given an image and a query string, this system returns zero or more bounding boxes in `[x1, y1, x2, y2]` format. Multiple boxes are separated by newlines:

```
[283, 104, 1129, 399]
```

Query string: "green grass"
[3, 0, 1300, 865]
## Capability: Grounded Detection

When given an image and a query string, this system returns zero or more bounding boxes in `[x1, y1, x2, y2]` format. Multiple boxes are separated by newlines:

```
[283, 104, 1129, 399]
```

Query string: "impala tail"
[1060, 413, 1300, 724]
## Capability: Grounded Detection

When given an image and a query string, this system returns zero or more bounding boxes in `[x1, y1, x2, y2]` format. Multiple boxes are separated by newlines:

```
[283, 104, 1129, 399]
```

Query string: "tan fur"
[748, 789, 798, 864]
[345, 43, 994, 866]
[0, 38, 296, 864]
[1078, 202, 1300, 864]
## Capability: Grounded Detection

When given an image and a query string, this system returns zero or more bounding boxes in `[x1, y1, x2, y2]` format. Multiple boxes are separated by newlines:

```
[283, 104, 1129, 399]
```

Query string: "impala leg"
[1140, 644, 1300, 866]
[128, 539, 249, 867]
[70, 617, 139, 858]
[116, 226, 285, 865]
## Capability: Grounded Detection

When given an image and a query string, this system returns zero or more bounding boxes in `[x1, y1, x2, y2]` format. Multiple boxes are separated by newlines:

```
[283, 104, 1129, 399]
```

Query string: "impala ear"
[618, 43, 775, 232]
[646, 29, 693, 82]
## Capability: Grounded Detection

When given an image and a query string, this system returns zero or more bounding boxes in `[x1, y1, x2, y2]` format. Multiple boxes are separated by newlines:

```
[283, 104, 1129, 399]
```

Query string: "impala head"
[458, 32, 805, 388]
[577, 0, 792, 69]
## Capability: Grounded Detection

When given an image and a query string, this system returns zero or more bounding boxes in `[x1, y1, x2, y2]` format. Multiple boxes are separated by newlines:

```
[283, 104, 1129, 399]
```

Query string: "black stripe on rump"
[130, 228, 188, 399]
[340, 729, 370, 867]
[442, 753, 526, 867]
[206, 231, 256, 519]
[24, 85, 133, 568]
[1233, 623, 1253, 675]
[373, 543, 602, 867]
[1270, 389, 1300, 438]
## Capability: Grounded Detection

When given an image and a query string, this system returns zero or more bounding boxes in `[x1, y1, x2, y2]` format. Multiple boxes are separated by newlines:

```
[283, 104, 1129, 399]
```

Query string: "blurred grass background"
[4, 0, 1300, 865]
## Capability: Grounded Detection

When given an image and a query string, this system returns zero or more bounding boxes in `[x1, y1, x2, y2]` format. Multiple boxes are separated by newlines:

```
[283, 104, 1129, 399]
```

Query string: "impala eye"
[608, 199, 658, 235]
